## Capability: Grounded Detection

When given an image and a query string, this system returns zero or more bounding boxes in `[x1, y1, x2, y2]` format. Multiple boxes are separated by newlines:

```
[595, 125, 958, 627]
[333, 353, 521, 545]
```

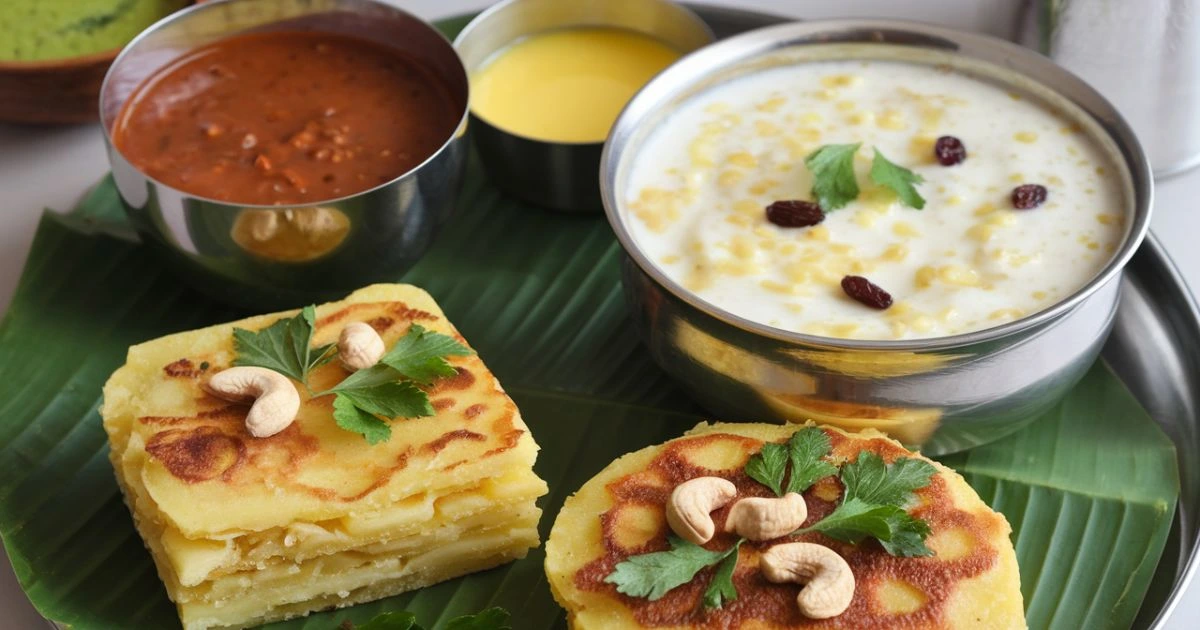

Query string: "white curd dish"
[600, 20, 1152, 454]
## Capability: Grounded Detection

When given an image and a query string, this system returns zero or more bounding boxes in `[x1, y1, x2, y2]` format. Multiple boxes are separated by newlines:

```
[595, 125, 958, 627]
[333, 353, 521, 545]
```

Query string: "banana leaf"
[0, 15, 1179, 629]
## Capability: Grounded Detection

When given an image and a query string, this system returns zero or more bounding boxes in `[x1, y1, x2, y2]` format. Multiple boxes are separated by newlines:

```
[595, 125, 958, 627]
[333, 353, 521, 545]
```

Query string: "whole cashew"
[204, 366, 301, 438]
[338, 322, 385, 371]
[760, 542, 855, 619]
[724, 493, 808, 541]
[665, 477, 738, 545]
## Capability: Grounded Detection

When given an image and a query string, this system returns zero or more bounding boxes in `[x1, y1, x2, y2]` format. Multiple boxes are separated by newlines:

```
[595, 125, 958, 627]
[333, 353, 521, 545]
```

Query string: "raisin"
[766, 200, 825, 227]
[934, 136, 967, 166]
[841, 275, 893, 309]
[1011, 184, 1048, 209]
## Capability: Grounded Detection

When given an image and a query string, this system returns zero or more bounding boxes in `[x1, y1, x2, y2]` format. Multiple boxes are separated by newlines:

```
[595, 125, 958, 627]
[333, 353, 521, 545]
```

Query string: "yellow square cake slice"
[101, 284, 548, 630]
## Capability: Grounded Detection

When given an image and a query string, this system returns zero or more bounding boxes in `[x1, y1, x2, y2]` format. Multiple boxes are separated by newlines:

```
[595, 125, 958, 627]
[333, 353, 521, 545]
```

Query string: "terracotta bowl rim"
[0, 47, 121, 72]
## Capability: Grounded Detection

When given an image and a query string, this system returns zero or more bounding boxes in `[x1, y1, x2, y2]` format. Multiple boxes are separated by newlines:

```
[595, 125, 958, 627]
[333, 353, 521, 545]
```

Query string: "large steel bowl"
[601, 20, 1153, 455]
[99, 0, 469, 308]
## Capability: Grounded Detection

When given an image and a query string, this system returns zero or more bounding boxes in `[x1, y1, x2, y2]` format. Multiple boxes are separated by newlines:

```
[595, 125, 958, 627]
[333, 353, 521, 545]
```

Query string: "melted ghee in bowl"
[471, 27, 682, 143]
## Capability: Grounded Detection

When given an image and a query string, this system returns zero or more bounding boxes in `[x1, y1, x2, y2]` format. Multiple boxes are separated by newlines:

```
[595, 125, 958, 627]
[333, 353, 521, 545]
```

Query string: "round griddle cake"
[545, 423, 1024, 628]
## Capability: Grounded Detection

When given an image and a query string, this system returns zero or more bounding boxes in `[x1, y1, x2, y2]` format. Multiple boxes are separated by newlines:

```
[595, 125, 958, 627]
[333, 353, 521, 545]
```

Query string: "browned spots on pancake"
[146, 426, 245, 483]
[140, 405, 245, 426]
[389, 303, 437, 322]
[431, 398, 455, 411]
[425, 429, 486, 455]
[464, 404, 486, 419]
[482, 429, 525, 459]
[575, 430, 999, 627]
[163, 358, 210, 378]
[367, 316, 394, 332]
[315, 301, 437, 331]
[426, 367, 474, 394]
[330, 449, 412, 502]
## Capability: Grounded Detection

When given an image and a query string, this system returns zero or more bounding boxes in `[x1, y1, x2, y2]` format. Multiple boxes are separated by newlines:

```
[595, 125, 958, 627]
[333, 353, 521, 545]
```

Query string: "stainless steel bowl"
[99, 0, 469, 308]
[602, 20, 1154, 455]
[453, 0, 713, 213]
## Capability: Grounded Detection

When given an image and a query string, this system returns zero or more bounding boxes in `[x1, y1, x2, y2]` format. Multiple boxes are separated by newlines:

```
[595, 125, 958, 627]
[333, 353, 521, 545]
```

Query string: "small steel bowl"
[99, 0, 469, 308]
[602, 20, 1153, 455]
[453, 0, 713, 213]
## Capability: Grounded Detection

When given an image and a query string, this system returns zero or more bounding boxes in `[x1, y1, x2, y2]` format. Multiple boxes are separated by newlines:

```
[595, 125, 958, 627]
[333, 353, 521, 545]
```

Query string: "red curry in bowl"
[112, 30, 461, 205]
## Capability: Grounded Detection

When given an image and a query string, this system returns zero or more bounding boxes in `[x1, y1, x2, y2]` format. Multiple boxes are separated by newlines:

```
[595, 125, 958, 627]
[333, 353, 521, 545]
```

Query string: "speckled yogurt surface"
[623, 59, 1127, 340]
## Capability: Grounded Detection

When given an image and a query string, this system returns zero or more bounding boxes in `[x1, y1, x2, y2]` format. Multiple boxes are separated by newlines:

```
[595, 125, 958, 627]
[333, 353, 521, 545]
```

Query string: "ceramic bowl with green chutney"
[0, 0, 188, 123]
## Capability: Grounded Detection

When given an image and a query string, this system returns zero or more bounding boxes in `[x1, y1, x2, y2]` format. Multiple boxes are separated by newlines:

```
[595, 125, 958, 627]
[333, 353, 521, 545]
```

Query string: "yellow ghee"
[471, 27, 682, 143]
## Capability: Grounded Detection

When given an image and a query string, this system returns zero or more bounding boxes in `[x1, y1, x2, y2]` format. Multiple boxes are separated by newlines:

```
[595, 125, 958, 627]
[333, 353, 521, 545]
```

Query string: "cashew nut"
[724, 492, 808, 541]
[665, 477, 738, 545]
[338, 322, 385, 371]
[760, 542, 855, 619]
[204, 366, 300, 438]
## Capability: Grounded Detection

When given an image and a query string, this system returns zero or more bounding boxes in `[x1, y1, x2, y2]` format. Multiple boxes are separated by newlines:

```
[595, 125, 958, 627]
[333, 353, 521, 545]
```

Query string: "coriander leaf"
[802, 498, 933, 558]
[444, 607, 512, 630]
[355, 611, 420, 630]
[604, 536, 731, 600]
[332, 394, 392, 445]
[745, 442, 788, 496]
[877, 510, 934, 558]
[334, 380, 432, 419]
[805, 143, 862, 210]
[785, 427, 838, 494]
[232, 305, 332, 384]
[801, 499, 936, 559]
[380, 324, 473, 384]
[801, 497, 900, 543]
[322, 363, 435, 421]
[324, 363, 405, 394]
[702, 540, 742, 609]
[869, 149, 926, 209]
[840, 452, 936, 506]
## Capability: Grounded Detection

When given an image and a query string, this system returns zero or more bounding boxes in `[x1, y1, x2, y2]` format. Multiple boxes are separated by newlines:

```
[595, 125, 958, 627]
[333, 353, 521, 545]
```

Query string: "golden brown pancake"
[545, 422, 1023, 628]
[102, 284, 547, 630]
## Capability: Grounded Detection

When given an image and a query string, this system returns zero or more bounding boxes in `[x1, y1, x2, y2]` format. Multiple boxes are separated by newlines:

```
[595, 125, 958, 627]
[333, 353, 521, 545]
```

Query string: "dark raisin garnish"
[766, 200, 825, 228]
[934, 136, 967, 166]
[1011, 184, 1048, 209]
[841, 275, 893, 310]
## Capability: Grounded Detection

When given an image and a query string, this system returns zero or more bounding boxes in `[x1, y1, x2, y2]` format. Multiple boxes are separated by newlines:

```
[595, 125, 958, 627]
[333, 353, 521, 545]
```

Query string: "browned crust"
[573, 430, 1001, 627]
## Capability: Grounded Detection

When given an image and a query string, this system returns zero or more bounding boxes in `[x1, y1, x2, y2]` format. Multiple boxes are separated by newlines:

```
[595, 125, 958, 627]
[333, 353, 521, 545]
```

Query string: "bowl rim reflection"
[98, 0, 470, 210]
[601, 18, 1154, 352]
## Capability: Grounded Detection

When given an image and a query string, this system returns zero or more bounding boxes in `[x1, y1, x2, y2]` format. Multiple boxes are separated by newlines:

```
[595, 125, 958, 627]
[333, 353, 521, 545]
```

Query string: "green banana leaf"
[0, 15, 1179, 629]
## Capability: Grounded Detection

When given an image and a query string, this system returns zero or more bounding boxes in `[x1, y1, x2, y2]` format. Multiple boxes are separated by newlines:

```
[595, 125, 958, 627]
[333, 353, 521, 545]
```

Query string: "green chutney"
[0, 0, 187, 61]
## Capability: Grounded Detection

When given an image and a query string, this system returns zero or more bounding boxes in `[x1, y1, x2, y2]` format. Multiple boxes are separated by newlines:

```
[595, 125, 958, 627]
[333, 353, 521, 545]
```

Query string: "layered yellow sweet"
[101, 284, 547, 630]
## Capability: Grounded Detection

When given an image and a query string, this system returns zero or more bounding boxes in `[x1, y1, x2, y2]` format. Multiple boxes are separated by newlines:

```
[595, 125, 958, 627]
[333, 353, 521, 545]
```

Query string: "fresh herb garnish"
[804, 143, 862, 210]
[232, 305, 335, 383]
[352, 607, 510, 630]
[870, 149, 926, 209]
[702, 539, 744, 609]
[802, 143, 926, 211]
[605, 536, 741, 605]
[797, 452, 936, 557]
[379, 324, 473, 384]
[745, 426, 838, 496]
[607, 430, 937, 611]
[744, 441, 788, 496]
[232, 309, 472, 444]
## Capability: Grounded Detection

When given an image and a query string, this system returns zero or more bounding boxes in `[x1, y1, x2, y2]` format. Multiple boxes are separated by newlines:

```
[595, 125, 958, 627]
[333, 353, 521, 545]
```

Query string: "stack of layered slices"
[101, 285, 547, 630]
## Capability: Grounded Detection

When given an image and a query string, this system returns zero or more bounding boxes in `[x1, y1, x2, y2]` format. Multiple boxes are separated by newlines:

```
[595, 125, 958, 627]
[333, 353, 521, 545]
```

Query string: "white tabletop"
[1, 0, 1197, 627]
